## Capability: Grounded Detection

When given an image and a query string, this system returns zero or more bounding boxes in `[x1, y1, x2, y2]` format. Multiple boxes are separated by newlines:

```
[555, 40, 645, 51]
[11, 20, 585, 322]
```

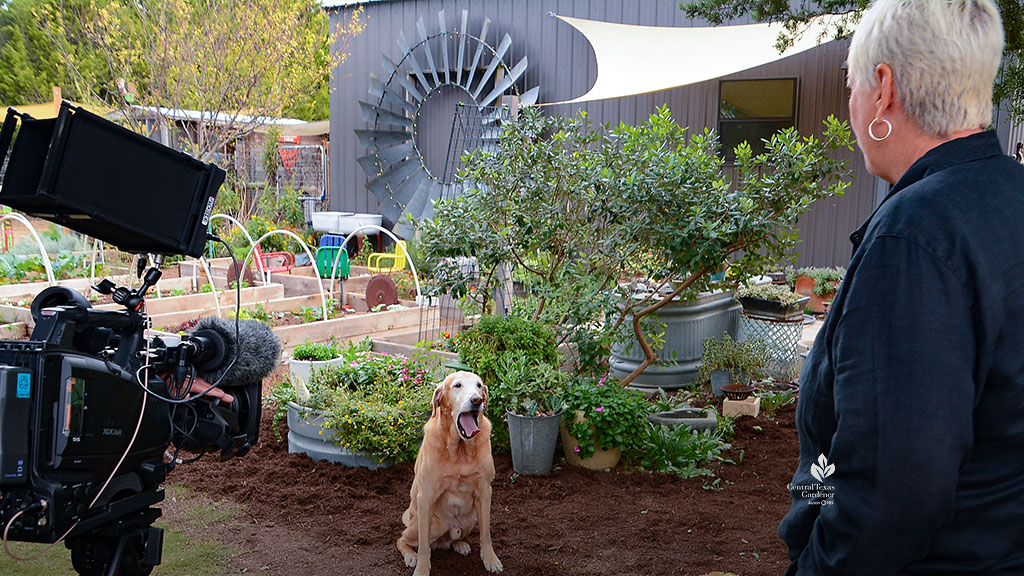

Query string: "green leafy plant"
[795, 266, 846, 296]
[736, 282, 801, 305]
[759, 389, 797, 418]
[698, 334, 768, 386]
[291, 341, 340, 362]
[562, 375, 652, 460]
[168, 288, 187, 297]
[420, 106, 852, 388]
[271, 340, 438, 464]
[492, 356, 565, 418]
[454, 315, 560, 385]
[635, 415, 735, 479]
[228, 280, 250, 290]
[233, 303, 275, 326]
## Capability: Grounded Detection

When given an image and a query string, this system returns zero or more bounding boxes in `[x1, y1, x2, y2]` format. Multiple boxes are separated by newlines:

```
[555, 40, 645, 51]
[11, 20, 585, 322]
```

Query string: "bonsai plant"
[560, 374, 651, 470]
[792, 266, 846, 313]
[493, 357, 566, 475]
[698, 333, 768, 397]
[736, 281, 809, 320]
[420, 106, 851, 388]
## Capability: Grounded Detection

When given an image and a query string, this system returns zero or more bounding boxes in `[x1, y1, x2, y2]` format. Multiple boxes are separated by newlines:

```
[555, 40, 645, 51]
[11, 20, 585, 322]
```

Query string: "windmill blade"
[402, 177, 443, 227]
[519, 86, 540, 106]
[438, 10, 450, 85]
[356, 142, 415, 178]
[456, 10, 468, 86]
[480, 55, 528, 107]
[389, 166, 430, 210]
[382, 55, 424, 102]
[355, 129, 411, 150]
[397, 31, 433, 96]
[360, 101, 412, 128]
[369, 74, 416, 114]
[473, 33, 512, 100]
[365, 156, 422, 202]
[417, 17, 441, 87]
[464, 17, 490, 90]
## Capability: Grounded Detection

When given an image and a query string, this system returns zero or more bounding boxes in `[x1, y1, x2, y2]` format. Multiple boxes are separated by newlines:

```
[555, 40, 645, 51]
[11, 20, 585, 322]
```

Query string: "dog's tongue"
[459, 413, 480, 437]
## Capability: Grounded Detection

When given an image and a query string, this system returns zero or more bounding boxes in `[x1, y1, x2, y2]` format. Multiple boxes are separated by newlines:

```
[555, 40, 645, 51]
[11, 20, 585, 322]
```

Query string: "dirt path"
[170, 402, 799, 576]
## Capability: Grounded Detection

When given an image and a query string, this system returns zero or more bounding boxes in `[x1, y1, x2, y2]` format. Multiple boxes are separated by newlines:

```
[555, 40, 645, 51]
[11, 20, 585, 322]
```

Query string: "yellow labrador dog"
[397, 371, 503, 576]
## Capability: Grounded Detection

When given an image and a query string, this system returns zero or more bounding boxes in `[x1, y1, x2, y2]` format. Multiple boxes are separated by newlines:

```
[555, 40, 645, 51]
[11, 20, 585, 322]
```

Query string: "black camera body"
[0, 103, 276, 575]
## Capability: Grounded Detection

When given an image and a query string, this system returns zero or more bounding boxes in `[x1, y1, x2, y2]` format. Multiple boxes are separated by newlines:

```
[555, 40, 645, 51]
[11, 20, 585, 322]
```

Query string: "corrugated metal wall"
[328, 0, 880, 267]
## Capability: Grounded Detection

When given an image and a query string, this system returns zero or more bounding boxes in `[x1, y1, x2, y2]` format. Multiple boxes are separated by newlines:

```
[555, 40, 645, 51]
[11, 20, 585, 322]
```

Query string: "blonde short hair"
[848, 0, 1003, 137]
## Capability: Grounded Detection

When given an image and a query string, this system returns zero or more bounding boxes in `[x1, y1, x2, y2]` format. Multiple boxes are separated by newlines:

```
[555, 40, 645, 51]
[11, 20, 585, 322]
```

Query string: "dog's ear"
[481, 383, 489, 413]
[431, 380, 447, 415]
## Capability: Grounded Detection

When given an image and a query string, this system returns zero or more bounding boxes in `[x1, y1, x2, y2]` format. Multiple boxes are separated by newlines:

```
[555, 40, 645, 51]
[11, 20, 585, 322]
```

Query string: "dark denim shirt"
[779, 130, 1024, 575]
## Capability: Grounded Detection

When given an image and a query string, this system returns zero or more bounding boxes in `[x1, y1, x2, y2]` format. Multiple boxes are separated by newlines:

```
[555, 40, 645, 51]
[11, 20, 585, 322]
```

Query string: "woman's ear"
[875, 63, 898, 117]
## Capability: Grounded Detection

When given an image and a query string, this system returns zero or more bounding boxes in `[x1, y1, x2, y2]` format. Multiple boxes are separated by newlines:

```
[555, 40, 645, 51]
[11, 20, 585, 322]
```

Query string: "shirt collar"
[849, 130, 1004, 253]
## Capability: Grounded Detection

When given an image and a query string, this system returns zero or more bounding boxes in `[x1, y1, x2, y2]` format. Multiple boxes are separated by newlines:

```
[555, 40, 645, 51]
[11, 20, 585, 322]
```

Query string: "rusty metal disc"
[366, 274, 399, 308]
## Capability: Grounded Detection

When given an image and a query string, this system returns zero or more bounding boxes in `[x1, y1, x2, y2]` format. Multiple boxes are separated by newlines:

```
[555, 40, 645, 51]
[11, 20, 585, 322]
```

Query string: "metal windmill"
[356, 9, 539, 239]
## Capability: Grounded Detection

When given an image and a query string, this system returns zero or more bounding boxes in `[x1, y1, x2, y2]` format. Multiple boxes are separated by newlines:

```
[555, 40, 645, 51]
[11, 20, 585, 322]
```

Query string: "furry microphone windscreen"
[191, 316, 281, 387]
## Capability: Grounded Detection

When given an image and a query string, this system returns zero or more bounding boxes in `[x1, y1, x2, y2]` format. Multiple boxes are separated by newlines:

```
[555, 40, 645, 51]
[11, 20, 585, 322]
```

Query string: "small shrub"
[562, 375, 652, 460]
[292, 341, 341, 362]
[698, 334, 768, 386]
[736, 282, 801, 305]
[455, 314, 559, 384]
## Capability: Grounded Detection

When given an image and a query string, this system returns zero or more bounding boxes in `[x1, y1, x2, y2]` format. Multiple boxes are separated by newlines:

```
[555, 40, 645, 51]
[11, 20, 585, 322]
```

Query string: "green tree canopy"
[683, 0, 1024, 121]
[0, 0, 113, 105]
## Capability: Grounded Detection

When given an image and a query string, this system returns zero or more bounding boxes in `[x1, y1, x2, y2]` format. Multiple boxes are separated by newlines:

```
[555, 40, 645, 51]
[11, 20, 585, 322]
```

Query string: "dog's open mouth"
[457, 409, 481, 440]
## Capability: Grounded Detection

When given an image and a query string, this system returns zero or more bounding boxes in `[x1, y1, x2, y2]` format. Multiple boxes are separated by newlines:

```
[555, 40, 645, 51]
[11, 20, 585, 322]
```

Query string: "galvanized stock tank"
[609, 290, 740, 389]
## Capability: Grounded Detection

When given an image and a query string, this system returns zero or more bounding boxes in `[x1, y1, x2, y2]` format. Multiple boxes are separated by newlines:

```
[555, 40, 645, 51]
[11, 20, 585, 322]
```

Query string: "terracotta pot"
[559, 411, 622, 470]
[795, 276, 835, 314]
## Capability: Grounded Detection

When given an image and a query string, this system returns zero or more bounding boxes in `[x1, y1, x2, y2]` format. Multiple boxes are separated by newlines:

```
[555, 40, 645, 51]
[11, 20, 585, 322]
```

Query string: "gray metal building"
[325, 0, 1020, 267]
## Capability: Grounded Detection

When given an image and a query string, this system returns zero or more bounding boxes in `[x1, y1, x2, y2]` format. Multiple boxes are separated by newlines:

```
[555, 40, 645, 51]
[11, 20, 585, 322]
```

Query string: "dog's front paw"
[482, 552, 503, 573]
[412, 561, 430, 576]
[403, 552, 417, 568]
[453, 541, 471, 555]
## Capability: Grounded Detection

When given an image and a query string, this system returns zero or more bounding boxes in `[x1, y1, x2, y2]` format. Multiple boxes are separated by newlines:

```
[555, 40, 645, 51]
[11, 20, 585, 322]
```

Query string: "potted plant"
[493, 357, 565, 475]
[271, 340, 437, 468]
[698, 334, 768, 397]
[454, 314, 560, 448]
[792, 267, 845, 313]
[560, 375, 651, 470]
[736, 282, 809, 321]
[289, 340, 343, 389]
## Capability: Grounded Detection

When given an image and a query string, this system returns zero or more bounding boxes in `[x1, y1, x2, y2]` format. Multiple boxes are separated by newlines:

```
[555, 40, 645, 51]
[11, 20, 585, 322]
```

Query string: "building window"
[718, 78, 798, 162]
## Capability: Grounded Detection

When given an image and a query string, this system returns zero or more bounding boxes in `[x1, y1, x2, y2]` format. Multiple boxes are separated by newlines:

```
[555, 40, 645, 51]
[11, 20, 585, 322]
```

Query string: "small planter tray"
[737, 295, 809, 321]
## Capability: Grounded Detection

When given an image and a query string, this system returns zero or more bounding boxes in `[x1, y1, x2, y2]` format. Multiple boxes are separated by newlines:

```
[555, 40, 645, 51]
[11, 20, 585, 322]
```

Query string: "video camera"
[0, 103, 280, 575]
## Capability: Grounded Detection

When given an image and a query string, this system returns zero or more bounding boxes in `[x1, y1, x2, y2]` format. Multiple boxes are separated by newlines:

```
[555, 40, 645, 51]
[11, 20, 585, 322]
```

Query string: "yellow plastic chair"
[368, 240, 407, 273]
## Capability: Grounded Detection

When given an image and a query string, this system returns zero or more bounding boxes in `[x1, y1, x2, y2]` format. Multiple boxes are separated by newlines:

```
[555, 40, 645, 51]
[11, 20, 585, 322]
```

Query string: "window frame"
[717, 77, 800, 164]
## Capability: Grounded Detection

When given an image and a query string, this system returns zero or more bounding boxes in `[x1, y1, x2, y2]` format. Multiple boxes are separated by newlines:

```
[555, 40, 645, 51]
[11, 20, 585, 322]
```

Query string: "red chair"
[254, 245, 295, 274]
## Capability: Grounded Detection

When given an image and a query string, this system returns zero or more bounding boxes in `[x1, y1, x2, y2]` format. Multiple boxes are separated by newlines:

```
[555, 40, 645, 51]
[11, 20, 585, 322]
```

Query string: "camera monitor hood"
[0, 102, 224, 258]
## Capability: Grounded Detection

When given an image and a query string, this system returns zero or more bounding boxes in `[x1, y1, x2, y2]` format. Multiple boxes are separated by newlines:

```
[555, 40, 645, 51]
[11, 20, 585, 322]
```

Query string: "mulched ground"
[172, 388, 800, 576]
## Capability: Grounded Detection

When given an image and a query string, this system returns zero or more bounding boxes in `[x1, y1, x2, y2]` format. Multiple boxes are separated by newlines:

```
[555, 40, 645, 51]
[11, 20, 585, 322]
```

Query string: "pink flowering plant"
[563, 375, 651, 460]
[270, 339, 439, 464]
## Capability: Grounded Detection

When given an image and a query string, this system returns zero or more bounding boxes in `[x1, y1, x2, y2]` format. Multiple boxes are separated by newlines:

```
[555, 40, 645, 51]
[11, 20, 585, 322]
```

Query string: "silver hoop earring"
[869, 117, 892, 141]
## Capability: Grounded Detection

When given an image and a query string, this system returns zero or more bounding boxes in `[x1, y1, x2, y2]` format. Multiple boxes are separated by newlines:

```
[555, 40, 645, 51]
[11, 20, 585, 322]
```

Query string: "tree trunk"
[617, 269, 706, 388]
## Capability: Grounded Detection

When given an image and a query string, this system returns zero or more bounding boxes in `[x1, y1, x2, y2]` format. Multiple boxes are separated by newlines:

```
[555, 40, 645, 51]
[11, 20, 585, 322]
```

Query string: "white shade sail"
[544, 14, 848, 105]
